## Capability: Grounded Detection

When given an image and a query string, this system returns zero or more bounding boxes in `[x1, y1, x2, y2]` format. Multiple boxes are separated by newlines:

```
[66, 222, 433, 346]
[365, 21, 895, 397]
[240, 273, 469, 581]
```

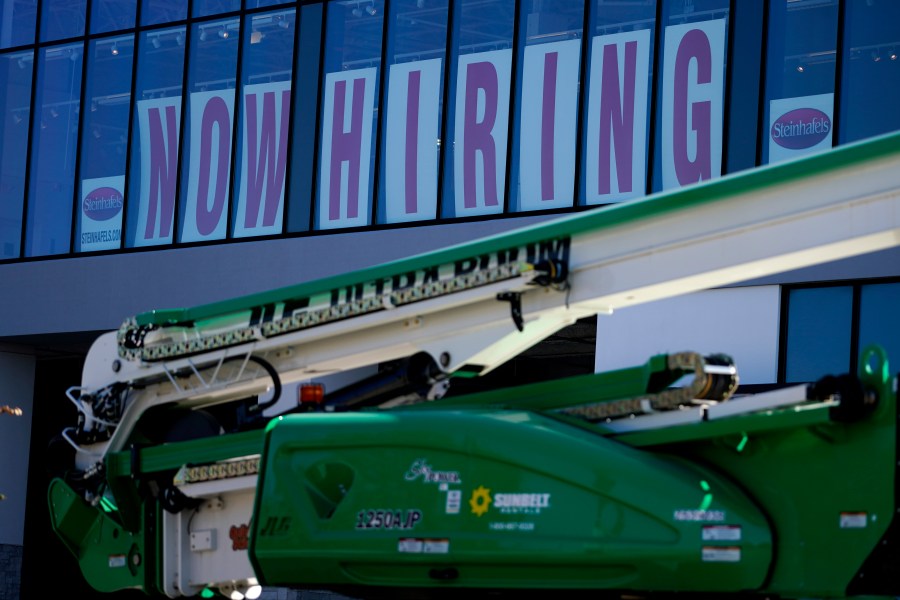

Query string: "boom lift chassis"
[48, 133, 900, 599]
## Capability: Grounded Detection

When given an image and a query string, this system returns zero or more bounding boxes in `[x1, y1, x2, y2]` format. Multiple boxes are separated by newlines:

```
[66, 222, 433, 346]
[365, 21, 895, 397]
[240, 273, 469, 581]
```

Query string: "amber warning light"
[299, 383, 325, 406]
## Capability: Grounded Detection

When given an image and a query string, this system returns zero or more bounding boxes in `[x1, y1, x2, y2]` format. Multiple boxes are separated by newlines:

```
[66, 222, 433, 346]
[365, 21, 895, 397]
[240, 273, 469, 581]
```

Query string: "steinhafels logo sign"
[82, 187, 124, 221]
[771, 107, 831, 150]
[768, 93, 833, 164]
[80, 175, 124, 252]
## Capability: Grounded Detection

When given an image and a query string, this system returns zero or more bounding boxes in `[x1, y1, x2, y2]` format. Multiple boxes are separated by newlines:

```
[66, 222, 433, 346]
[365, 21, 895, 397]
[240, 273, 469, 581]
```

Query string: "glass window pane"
[315, 0, 385, 230]
[838, 2, 900, 144]
[785, 286, 852, 383]
[90, 0, 137, 34]
[40, 0, 86, 42]
[859, 283, 900, 374]
[508, 0, 583, 213]
[761, 0, 838, 165]
[193, 0, 240, 19]
[126, 27, 186, 248]
[245, 0, 291, 8]
[0, 50, 33, 259]
[651, 0, 729, 193]
[724, 2, 764, 174]
[178, 18, 239, 243]
[231, 9, 295, 238]
[76, 35, 133, 253]
[285, 2, 323, 233]
[0, 1, 37, 49]
[140, 0, 186, 26]
[376, 0, 449, 224]
[440, 0, 515, 219]
[25, 44, 83, 257]
[580, 0, 656, 206]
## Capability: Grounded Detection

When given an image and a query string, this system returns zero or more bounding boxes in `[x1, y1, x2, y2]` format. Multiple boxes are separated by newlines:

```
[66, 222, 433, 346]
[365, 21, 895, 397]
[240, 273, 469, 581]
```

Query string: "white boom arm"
[67, 132, 900, 469]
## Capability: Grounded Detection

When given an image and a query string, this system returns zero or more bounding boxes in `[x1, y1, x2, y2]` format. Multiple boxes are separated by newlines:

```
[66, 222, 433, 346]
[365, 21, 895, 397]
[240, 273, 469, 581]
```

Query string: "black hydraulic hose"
[221, 354, 282, 414]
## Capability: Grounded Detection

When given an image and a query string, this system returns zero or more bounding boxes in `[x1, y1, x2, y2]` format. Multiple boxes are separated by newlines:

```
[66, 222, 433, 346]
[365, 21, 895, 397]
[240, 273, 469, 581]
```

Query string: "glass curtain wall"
[509, 0, 583, 213]
[125, 26, 186, 248]
[0, 49, 32, 258]
[858, 283, 900, 372]
[838, 1, 900, 144]
[194, 0, 241, 19]
[0, 0, 37, 49]
[40, 0, 86, 42]
[230, 8, 296, 239]
[784, 285, 852, 383]
[246, 0, 294, 9]
[784, 281, 900, 383]
[314, 0, 385, 230]
[140, 0, 186, 27]
[761, 0, 838, 165]
[5, 1, 900, 260]
[177, 17, 240, 243]
[651, 0, 729, 193]
[90, 0, 137, 34]
[25, 43, 83, 257]
[440, 0, 515, 219]
[75, 34, 134, 253]
[376, 0, 449, 224]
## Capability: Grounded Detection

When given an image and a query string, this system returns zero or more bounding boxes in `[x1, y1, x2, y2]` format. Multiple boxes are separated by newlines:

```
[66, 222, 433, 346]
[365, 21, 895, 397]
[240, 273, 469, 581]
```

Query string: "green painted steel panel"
[48, 478, 146, 593]
[47, 347, 900, 597]
[251, 410, 773, 592]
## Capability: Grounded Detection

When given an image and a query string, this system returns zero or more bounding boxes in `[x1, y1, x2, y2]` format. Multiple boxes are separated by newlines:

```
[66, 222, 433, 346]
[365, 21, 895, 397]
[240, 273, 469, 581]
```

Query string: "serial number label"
[355, 509, 423, 530]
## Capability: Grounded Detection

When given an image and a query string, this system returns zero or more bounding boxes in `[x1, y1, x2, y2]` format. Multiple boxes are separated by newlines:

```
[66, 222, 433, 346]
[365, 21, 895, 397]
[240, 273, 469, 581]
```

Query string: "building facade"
[1, 0, 899, 598]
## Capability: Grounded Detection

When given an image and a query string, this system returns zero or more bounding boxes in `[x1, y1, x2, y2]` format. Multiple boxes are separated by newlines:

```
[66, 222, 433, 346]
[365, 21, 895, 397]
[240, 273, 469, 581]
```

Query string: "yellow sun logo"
[469, 485, 492, 517]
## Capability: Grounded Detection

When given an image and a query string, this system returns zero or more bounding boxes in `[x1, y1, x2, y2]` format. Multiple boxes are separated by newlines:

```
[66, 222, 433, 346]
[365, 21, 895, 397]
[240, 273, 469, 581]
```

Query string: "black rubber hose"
[221, 355, 282, 414]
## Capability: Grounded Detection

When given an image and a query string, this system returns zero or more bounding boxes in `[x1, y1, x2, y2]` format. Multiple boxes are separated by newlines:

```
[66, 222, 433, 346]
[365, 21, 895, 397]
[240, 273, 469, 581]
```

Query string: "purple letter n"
[598, 41, 637, 196]
[145, 105, 177, 240]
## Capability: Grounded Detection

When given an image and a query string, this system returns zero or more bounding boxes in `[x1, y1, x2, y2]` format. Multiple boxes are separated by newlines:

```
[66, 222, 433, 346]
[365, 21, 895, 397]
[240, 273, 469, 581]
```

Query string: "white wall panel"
[595, 286, 780, 384]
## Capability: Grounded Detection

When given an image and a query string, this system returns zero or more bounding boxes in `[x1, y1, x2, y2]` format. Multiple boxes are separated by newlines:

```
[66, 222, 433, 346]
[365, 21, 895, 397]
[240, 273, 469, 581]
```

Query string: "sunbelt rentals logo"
[469, 485, 551, 516]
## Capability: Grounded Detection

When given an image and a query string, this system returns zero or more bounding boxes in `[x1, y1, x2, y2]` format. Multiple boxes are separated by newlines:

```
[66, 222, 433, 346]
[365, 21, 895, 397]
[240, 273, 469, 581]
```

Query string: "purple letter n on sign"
[452, 49, 511, 218]
[136, 97, 181, 246]
[599, 41, 636, 194]
[584, 29, 651, 205]
[318, 68, 377, 230]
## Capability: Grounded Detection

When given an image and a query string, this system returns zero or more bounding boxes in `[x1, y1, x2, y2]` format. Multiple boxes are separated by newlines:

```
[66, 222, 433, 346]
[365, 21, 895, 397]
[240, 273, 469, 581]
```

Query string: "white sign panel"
[234, 81, 291, 238]
[318, 67, 377, 230]
[384, 59, 442, 223]
[517, 39, 580, 211]
[451, 49, 511, 218]
[80, 175, 124, 252]
[768, 93, 833, 165]
[135, 97, 181, 247]
[584, 29, 651, 204]
[182, 90, 235, 242]
[661, 19, 726, 190]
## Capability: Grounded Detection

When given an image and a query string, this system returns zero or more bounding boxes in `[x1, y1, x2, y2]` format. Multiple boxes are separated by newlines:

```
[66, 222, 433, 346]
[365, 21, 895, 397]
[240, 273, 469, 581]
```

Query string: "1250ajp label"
[355, 509, 422, 530]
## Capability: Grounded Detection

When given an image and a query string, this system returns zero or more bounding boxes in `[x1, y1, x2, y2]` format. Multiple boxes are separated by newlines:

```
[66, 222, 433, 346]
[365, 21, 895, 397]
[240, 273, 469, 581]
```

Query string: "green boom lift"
[49, 132, 900, 599]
